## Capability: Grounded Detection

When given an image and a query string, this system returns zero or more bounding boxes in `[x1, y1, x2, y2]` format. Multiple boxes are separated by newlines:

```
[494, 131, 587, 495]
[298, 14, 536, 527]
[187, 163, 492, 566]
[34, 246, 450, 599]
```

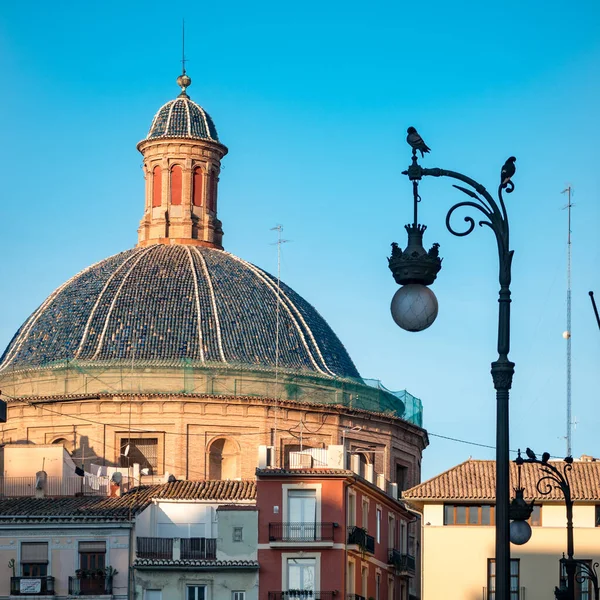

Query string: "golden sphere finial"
[177, 73, 192, 97]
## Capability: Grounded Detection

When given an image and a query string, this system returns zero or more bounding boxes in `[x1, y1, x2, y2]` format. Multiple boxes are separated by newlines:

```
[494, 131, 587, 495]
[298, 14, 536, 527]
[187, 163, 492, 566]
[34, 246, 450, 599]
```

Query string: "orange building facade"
[257, 468, 419, 600]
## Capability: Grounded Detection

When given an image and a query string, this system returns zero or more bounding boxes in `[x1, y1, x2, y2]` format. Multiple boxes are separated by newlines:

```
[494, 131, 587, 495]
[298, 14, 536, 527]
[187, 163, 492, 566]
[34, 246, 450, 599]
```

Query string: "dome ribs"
[145, 98, 219, 142]
[193, 248, 227, 363]
[75, 249, 145, 359]
[91, 247, 157, 360]
[184, 246, 206, 363]
[0, 246, 360, 379]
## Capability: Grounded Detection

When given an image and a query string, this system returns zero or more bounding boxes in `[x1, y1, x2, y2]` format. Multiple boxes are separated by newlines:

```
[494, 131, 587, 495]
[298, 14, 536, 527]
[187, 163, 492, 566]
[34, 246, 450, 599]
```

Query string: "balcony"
[347, 526, 375, 554]
[180, 537, 216, 560]
[10, 577, 55, 596]
[68, 574, 112, 595]
[482, 587, 526, 600]
[269, 592, 337, 600]
[347, 595, 366, 600]
[0, 476, 110, 498]
[136, 537, 216, 560]
[269, 522, 336, 543]
[388, 549, 416, 576]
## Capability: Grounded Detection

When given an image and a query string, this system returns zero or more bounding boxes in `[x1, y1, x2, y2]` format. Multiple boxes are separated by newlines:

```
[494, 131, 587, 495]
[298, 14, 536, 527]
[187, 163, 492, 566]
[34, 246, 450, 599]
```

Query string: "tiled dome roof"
[0, 246, 360, 379]
[146, 96, 219, 142]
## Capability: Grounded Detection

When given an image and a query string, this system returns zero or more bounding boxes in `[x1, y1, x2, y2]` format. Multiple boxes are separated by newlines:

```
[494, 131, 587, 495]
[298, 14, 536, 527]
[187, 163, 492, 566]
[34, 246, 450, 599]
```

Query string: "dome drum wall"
[137, 139, 227, 249]
[0, 364, 410, 422]
[0, 394, 427, 485]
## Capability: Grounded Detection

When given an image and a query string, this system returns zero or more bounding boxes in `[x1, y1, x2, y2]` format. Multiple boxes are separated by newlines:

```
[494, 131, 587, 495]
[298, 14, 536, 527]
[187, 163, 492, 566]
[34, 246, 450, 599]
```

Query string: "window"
[388, 515, 395, 549]
[376, 573, 381, 600]
[362, 499, 369, 530]
[288, 558, 315, 594]
[21, 542, 48, 576]
[530, 505, 542, 526]
[187, 586, 206, 600]
[208, 437, 240, 479]
[362, 566, 368, 598]
[376, 509, 382, 543]
[488, 559, 519, 600]
[120, 437, 159, 474]
[233, 527, 243, 542]
[288, 489, 317, 540]
[347, 560, 355, 595]
[388, 577, 394, 600]
[152, 166, 162, 207]
[193, 167, 203, 207]
[232, 593, 245, 600]
[396, 464, 409, 491]
[444, 504, 495, 525]
[348, 492, 356, 526]
[79, 541, 106, 571]
[170, 166, 182, 206]
[596, 506, 600, 527]
[561, 560, 592, 600]
[144, 592, 162, 600]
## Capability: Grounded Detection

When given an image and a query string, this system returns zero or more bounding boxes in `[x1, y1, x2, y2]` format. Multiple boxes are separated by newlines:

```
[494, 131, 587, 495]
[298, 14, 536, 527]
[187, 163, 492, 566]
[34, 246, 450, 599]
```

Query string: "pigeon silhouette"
[541, 452, 550, 464]
[407, 127, 431, 157]
[525, 447, 537, 461]
[501, 156, 516, 188]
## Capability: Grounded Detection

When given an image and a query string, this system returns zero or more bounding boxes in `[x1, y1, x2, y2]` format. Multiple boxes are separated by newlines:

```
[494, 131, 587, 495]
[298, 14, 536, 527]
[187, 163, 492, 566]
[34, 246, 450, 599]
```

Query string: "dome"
[146, 96, 219, 142]
[0, 246, 360, 379]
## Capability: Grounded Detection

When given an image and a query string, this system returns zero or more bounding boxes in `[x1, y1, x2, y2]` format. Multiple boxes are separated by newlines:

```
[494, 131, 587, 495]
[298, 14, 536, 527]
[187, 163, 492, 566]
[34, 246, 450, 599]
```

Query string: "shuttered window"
[79, 541, 106, 553]
[21, 542, 48, 563]
[120, 438, 158, 471]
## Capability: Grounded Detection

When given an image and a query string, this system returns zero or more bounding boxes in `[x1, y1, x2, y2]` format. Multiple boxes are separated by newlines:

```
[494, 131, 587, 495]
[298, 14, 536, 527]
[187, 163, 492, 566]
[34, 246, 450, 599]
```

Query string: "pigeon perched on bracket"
[501, 156, 516, 188]
[406, 127, 431, 157]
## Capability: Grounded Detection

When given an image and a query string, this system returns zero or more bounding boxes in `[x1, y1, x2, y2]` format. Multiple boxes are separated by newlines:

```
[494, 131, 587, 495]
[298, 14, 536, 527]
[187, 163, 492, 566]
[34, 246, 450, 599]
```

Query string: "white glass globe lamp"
[509, 519, 532, 545]
[391, 284, 439, 332]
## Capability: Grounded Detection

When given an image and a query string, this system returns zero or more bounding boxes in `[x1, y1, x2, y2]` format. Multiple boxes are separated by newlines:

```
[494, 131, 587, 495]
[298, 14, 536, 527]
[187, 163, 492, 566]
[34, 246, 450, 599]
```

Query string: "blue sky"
[1, 1, 599, 480]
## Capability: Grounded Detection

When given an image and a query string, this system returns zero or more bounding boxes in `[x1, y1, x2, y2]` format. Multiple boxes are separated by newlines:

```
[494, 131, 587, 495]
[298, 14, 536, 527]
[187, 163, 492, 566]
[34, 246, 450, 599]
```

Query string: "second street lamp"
[389, 127, 517, 600]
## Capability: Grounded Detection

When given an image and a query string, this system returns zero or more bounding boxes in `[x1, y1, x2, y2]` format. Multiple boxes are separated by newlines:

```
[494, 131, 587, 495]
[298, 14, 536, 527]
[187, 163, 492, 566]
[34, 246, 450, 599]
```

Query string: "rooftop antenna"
[177, 19, 191, 97]
[270, 224, 290, 467]
[561, 185, 574, 456]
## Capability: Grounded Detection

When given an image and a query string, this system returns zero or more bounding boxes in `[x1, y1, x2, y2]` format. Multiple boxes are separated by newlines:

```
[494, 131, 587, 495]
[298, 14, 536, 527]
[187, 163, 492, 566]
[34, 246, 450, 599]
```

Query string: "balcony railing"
[347, 595, 366, 600]
[68, 575, 112, 595]
[136, 537, 174, 559]
[0, 476, 110, 497]
[10, 576, 55, 595]
[347, 526, 375, 553]
[269, 522, 336, 542]
[180, 537, 216, 560]
[388, 549, 416, 575]
[136, 536, 217, 560]
[269, 591, 336, 600]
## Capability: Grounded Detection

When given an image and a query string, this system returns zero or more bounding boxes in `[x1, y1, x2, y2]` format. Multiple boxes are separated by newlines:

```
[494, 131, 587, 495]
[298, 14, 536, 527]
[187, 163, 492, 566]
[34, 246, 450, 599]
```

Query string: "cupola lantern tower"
[136, 73, 228, 249]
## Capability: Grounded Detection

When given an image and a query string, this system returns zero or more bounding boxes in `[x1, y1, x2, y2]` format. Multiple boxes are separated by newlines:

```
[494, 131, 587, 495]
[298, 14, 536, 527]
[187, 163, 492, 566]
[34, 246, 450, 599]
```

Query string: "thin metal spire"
[561, 185, 574, 457]
[182, 19, 187, 75]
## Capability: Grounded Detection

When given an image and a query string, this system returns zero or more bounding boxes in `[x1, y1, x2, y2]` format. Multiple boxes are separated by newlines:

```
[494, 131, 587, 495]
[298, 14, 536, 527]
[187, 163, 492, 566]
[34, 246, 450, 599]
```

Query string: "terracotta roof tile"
[0, 480, 256, 521]
[403, 459, 600, 501]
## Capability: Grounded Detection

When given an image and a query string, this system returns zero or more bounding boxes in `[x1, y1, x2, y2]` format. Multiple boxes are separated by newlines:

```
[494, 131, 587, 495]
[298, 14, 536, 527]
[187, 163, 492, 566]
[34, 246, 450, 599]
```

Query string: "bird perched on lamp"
[406, 127, 431, 157]
[501, 156, 516, 188]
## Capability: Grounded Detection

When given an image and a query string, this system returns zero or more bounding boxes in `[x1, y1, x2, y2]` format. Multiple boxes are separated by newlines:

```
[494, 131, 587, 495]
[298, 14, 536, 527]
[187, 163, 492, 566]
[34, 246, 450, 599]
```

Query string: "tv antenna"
[270, 224, 290, 467]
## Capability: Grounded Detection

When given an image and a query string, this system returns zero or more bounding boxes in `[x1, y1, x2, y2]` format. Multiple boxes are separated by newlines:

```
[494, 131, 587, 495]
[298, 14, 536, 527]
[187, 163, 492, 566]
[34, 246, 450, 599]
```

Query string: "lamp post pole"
[390, 141, 516, 600]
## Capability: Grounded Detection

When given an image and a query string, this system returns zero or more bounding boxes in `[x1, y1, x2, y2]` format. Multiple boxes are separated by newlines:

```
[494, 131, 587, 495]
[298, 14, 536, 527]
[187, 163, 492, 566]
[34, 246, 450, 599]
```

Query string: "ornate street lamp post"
[389, 129, 516, 600]
[512, 449, 600, 600]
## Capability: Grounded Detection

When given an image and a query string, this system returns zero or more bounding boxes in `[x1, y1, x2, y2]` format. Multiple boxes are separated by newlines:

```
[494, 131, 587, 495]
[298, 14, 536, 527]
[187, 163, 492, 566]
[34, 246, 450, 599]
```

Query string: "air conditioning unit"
[258, 445, 275, 468]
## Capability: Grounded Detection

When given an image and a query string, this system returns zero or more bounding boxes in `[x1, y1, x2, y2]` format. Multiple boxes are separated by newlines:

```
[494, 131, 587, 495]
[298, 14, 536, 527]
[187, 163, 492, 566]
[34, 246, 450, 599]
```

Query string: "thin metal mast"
[270, 225, 288, 466]
[562, 186, 573, 456]
[181, 19, 187, 74]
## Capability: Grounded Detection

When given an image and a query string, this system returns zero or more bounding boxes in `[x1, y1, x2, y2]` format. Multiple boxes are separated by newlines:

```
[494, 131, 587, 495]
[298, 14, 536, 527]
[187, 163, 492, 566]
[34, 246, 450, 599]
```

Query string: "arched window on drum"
[208, 437, 240, 479]
[193, 167, 203, 207]
[152, 166, 162, 207]
[170, 165, 182, 205]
